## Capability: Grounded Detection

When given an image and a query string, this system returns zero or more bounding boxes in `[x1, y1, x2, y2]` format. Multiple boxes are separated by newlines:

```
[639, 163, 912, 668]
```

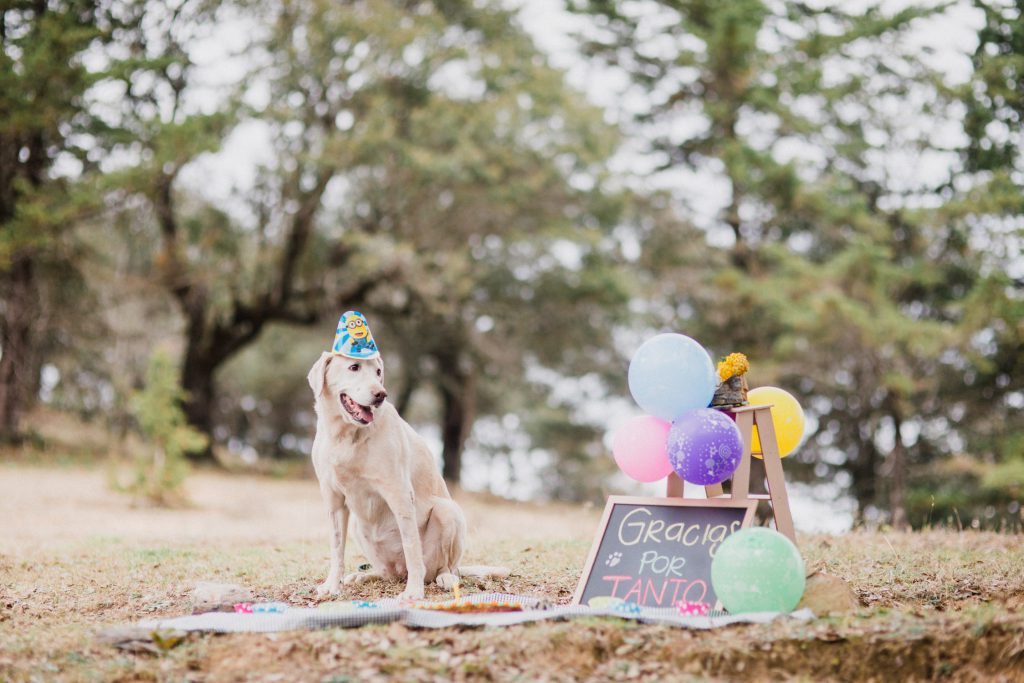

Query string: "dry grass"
[2, 461, 1023, 682]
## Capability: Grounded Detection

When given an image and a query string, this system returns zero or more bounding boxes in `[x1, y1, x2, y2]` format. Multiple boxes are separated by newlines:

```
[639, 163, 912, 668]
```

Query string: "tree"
[102, 0, 632, 480]
[0, 0, 117, 440]
[912, 0, 1024, 529]
[301, 2, 634, 484]
[572, 0, 1007, 525]
[965, 0, 1024, 174]
[100, 0, 402, 458]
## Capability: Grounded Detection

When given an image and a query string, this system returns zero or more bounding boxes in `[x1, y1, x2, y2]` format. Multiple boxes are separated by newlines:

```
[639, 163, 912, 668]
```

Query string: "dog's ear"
[307, 352, 333, 398]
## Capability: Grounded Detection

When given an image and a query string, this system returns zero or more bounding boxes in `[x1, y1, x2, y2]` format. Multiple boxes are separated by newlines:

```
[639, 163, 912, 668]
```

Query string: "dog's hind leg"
[422, 498, 466, 590]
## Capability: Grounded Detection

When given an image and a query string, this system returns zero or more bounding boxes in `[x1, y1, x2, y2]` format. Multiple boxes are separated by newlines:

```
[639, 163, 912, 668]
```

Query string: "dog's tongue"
[341, 393, 376, 425]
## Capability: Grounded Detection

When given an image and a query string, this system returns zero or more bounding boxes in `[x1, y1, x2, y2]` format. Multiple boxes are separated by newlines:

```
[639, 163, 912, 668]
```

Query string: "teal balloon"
[711, 528, 805, 613]
[627, 333, 716, 421]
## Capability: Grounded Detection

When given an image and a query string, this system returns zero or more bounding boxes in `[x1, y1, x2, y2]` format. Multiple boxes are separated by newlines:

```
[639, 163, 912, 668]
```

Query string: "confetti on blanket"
[134, 593, 814, 633]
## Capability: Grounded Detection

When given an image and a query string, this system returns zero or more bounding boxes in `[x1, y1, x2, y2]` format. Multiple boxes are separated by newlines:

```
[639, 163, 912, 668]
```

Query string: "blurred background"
[1, 0, 1021, 533]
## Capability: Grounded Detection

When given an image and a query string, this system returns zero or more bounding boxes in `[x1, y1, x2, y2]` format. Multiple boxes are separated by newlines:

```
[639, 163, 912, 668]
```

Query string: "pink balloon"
[612, 416, 673, 482]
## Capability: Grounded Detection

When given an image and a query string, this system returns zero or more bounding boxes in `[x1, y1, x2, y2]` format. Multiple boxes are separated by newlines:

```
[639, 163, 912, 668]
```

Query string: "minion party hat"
[332, 311, 379, 359]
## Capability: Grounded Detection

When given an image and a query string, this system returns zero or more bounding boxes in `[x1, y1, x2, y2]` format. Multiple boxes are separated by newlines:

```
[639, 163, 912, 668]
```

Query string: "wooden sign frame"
[665, 404, 797, 542]
[571, 495, 757, 606]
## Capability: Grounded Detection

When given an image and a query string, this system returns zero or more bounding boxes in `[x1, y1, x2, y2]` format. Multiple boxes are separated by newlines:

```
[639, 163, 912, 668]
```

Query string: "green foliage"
[0, 0, 128, 268]
[964, 0, 1024, 172]
[127, 351, 207, 504]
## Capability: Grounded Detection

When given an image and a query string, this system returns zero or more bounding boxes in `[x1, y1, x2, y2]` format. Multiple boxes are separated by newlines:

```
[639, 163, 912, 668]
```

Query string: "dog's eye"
[348, 364, 359, 372]
[376, 368, 382, 377]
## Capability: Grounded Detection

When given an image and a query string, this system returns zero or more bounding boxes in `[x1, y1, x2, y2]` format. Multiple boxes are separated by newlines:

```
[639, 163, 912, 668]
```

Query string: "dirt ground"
[2, 462, 1024, 682]
[0, 464, 600, 552]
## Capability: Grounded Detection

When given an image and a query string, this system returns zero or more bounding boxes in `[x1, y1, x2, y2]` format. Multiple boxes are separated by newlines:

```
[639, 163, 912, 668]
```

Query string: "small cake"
[412, 600, 523, 614]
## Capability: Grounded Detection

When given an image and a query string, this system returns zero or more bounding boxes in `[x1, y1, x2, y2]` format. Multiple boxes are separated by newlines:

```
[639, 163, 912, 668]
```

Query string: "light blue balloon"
[627, 333, 716, 421]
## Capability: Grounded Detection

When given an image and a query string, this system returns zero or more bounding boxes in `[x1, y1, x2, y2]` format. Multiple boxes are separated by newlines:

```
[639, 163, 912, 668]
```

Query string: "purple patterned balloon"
[668, 409, 744, 485]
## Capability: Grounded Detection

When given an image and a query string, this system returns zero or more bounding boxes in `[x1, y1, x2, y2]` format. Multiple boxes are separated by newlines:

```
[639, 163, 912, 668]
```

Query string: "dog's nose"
[372, 389, 387, 407]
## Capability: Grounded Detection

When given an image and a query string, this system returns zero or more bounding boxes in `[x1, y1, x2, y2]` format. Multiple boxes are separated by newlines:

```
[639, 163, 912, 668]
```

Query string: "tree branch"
[153, 165, 193, 301]
[273, 166, 335, 308]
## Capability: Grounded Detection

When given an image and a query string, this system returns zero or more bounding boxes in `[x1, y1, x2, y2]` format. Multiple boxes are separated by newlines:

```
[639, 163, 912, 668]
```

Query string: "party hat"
[332, 311, 379, 359]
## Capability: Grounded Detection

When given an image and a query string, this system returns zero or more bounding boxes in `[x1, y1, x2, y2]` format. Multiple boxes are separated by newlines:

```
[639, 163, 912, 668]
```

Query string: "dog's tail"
[458, 565, 510, 578]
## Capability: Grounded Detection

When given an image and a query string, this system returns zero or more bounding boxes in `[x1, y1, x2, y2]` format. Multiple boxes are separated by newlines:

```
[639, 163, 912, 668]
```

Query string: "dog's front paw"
[397, 584, 425, 601]
[316, 580, 341, 598]
[343, 571, 382, 586]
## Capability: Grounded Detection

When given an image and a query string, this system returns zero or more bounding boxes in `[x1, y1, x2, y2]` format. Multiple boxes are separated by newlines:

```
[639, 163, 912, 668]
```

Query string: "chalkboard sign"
[573, 496, 756, 608]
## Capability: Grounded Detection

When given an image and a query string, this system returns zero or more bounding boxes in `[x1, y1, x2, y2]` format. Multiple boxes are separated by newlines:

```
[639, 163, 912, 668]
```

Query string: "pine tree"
[917, 0, 1024, 528]
[0, 1, 119, 439]
[572, 0, 1004, 525]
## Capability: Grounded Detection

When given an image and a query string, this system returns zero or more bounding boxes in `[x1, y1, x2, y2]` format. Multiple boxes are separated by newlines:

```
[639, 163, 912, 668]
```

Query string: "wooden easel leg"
[755, 410, 797, 544]
[731, 410, 754, 500]
[670, 471, 721, 498]
[666, 472, 684, 497]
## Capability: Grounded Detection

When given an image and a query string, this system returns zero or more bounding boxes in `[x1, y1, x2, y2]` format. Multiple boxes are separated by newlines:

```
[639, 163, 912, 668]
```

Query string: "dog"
[307, 348, 499, 600]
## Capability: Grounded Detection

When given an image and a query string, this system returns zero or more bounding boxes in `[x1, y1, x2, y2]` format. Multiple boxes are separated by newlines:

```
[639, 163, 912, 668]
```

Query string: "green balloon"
[711, 528, 805, 613]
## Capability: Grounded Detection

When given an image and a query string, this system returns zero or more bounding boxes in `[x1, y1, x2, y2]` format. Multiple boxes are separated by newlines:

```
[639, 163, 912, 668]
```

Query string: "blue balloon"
[627, 333, 716, 421]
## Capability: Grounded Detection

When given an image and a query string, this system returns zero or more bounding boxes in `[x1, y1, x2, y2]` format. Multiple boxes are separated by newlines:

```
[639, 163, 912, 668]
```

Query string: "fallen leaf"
[151, 630, 185, 651]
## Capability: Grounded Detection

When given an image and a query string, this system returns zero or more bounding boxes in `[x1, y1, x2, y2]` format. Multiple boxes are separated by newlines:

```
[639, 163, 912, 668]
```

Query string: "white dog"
[307, 350, 496, 600]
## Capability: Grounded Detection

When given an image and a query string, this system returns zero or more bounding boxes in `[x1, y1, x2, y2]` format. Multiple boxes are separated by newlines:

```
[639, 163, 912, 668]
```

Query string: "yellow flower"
[717, 353, 750, 381]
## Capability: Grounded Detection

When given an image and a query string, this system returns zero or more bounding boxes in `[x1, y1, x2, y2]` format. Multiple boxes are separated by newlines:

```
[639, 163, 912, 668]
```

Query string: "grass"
[1, 461, 1024, 682]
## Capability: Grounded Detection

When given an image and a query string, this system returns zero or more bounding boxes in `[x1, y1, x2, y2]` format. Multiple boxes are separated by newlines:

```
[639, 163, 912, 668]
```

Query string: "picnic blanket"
[137, 593, 814, 633]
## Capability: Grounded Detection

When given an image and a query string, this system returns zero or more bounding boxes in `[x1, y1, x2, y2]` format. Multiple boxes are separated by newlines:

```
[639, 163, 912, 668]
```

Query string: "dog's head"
[307, 351, 388, 426]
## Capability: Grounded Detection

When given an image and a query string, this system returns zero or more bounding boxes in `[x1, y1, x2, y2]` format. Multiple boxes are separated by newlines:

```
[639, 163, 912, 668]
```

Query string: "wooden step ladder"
[665, 404, 796, 543]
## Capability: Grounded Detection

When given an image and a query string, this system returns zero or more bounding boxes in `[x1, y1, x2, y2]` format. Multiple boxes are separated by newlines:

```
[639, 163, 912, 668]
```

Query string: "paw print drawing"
[605, 551, 622, 567]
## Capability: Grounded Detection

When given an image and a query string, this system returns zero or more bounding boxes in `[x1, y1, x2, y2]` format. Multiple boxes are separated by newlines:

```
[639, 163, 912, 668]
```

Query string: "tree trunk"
[394, 362, 418, 417]
[438, 364, 476, 484]
[177, 299, 267, 464]
[0, 253, 40, 441]
[887, 411, 909, 531]
[151, 158, 336, 464]
[180, 351, 217, 463]
[849, 437, 879, 523]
